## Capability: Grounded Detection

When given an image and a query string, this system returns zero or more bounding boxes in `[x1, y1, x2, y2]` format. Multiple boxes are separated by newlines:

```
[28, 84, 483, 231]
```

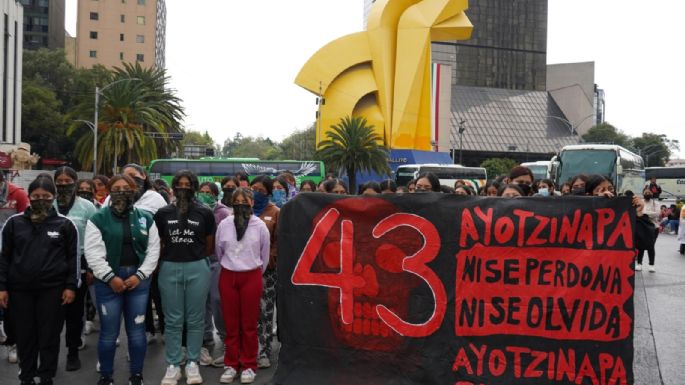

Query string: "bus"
[520, 161, 551, 180]
[148, 158, 326, 185]
[645, 167, 685, 199]
[395, 164, 487, 192]
[550, 144, 644, 195]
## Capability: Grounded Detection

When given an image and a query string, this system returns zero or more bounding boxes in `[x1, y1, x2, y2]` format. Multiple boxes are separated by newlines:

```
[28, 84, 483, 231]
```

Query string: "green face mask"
[197, 192, 217, 209]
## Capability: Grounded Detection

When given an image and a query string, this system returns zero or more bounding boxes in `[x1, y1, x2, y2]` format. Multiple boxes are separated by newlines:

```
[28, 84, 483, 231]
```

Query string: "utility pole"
[458, 119, 466, 165]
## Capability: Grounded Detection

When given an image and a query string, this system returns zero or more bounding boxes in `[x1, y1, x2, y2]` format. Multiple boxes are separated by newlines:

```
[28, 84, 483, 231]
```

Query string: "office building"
[19, 0, 65, 50]
[1, 0, 23, 151]
[75, 0, 166, 68]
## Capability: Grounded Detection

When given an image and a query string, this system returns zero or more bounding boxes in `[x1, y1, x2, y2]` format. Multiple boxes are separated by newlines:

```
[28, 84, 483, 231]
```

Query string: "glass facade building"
[432, 0, 547, 91]
[19, 0, 65, 50]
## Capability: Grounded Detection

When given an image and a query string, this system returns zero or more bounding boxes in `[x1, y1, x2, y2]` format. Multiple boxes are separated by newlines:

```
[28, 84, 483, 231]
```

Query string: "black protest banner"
[274, 193, 635, 385]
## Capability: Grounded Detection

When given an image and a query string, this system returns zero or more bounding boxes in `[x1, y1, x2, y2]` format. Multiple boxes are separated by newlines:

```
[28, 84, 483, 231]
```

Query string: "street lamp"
[93, 78, 141, 175]
[74, 119, 97, 176]
[546, 114, 595, 135]
[458, 119, 466, 165]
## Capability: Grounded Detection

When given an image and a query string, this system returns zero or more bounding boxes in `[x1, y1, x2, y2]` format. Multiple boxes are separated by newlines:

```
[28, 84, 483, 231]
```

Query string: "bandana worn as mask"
[233, 203, 253, 241]
[77, 191, 94, 202]
[221, 188, 235, 206]
[30, 199, 54, 223]
[197, 192, 217, 209]
[252, 191, 269, 216]
[110, 191, 134, 217]
[571, 187, 586, 196]
[56, 184, 76, 208]
[271, 189, 287, 208]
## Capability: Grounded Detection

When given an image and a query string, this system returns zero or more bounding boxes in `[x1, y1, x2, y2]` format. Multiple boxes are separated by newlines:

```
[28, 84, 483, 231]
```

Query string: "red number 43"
[291, 209, 446, 338]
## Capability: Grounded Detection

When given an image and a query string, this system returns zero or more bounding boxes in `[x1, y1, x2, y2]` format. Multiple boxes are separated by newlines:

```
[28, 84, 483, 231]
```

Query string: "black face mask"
[221, 188, 236, 206]
[644, 194, 652, 201]
[132, 177, 146, 201]
[30, 199, 54, 223]
[233, 203, 253, 241]
[572, 188, 586, 196]
[77, 191, 94, 202]
[56, 184, 76, 208]
[516, 183, 532, 196]
[173, 187, 194, 219]
[110, 191, 135, 217]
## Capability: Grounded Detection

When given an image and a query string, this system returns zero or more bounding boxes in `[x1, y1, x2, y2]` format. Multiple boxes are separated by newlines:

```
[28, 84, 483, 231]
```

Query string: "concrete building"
[546, 61, 598, 137]
[75, 0, 166, 68]
[0, 0, 23, 152]
[19, 0, 65, 50]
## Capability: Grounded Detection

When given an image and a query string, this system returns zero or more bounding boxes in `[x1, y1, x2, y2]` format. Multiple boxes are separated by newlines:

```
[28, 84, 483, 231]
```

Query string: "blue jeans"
[95, 266, 151, 377]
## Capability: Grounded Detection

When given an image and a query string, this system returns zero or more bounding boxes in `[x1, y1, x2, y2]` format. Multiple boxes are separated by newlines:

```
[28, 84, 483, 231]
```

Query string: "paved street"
[2, 233, 684, 385]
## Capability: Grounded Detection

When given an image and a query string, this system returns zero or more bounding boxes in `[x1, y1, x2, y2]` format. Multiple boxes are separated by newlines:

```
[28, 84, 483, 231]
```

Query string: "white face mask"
[538, 187, 549, 197]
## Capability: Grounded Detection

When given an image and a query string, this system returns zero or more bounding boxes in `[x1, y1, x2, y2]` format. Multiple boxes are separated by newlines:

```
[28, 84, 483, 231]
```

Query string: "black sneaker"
[66, 353, 81, 371]
[129, 374, 144, 385]
[97, 376, 114, 385]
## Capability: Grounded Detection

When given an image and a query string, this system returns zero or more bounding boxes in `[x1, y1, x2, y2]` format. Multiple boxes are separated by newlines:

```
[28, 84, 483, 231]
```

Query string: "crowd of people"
[0, 163, 684, 385]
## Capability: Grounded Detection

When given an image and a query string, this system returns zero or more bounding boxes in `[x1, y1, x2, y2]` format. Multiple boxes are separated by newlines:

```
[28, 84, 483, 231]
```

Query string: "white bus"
[395, 164, 488, 192]
[521, 161, 551, 180]
[645, 167, 685, 199]
[551, 144, 644, 195]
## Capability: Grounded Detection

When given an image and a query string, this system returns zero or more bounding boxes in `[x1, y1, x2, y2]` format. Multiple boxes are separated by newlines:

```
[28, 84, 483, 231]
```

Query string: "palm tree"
[316, 116, 390, 193]
[67, 63, 184, 173]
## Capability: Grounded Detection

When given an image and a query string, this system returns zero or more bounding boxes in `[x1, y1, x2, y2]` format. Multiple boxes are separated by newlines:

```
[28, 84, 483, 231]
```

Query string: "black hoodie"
[0, 207, 78, 292]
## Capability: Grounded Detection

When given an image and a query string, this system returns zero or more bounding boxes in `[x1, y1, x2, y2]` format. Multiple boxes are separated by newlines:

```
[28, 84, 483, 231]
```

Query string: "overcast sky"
[65, 0, 685, 157]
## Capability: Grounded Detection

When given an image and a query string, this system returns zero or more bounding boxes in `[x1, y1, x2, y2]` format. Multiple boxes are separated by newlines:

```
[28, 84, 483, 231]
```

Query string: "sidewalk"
[1, 235, 683, 385]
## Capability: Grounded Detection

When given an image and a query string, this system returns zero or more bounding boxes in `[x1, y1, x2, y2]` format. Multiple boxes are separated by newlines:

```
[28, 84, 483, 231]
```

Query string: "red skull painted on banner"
[308, 198, 426, 351]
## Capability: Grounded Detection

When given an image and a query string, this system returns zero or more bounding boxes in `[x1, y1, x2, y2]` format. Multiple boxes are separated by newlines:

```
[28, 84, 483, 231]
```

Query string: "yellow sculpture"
[295, 0, 472, 150]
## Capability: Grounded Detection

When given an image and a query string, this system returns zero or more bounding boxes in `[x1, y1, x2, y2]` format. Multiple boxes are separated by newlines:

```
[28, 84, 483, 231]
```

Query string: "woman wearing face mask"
[93, 175, 110, 205]
[77, 179, 101, 209]
[154, 171, 216, 385]
[0, 175, 78, 385]
[248, 176, 280, 370]
[508, 166, 535, 196]
[271, 176, 290, 208]
[414, 173, 441, 193]
[215, 188, 270, 384]
[220, 176, 240, 213]
[197, 181, 231, 366]
[569, 175, 589, 196]
[85, 175, 160, 385]
[534, 179, 556, 197]
[559, 182, 572, 196]
[53, 167, 98, 372]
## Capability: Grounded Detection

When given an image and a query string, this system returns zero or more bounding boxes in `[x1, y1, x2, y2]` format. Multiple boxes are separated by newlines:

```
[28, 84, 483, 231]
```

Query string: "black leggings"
[637, 229, 659, 265]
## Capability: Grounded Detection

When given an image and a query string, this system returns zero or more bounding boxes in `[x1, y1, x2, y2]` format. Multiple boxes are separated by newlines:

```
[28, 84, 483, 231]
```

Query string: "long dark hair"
[28, 175, 57, 196]
[122, 163, 152, 191]
[416, 172, 441, 192]
[171, 169, 200, 193]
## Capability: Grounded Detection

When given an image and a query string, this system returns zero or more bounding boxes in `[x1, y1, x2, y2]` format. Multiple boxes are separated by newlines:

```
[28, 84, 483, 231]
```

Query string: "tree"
[21, 80, 65, 158]
[316, 116, 390, 193]
[279, 124, 316, 160]
[631, 133, 673, 167]
[581, 123, 630, 146]
[221, 133, 283, 159]
[480, 158, 518, 179]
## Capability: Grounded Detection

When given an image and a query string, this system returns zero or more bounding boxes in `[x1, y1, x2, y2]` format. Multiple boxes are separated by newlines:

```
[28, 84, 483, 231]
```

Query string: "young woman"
[54, 167, 98, 372]
[77, 178, 101, 209]
[93, 175, 110, 205]
[508, 166, 535, 196]
[0, 175, 78, 385]
[299, 180, 317, 193]
[379, 179, 397, 194]
[220, 176, 240, 210]
[271, 176, 290, 208]
[360, 181, 381, 196]
[154, 170, 216, 385]
[569, 174, 589, 196]
[497, 184, 525, 198]
[322, 178, 349, 194]
[414, 172, 441, 192]
[482, 181, 500, 197]
[85, 175, 160, 385]
[215, 188, 270, 384]
[249, 176, 280, 370]
[634, 198, 657, 272]
[585, 175, 614, 197]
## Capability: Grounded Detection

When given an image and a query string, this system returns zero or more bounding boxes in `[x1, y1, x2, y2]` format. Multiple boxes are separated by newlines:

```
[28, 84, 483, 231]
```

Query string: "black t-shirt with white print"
[154, 202, 216, 263]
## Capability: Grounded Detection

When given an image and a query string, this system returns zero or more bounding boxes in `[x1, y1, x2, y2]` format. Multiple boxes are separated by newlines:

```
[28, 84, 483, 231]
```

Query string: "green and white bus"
[148, 158, 326, 185]
[551, 144, 644, 195]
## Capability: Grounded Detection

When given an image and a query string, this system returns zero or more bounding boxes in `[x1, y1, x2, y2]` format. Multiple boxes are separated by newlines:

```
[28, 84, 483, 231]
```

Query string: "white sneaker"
[8, 344, 17, 363]
[199, 347, 213, 366]
[212, 354, 225, 368]
[635, 263, 642, 271]
[220, 367, 237, 383]
[257, 357, 271, 369]
[240, 368, 256, 384]
[161, 365, 182, 385]
[185, 361, 203, 385]
[649, 265, 656, 272]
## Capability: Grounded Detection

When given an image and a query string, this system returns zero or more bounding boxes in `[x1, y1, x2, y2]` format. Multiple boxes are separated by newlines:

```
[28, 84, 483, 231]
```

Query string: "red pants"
[219, 268, 263, 371]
